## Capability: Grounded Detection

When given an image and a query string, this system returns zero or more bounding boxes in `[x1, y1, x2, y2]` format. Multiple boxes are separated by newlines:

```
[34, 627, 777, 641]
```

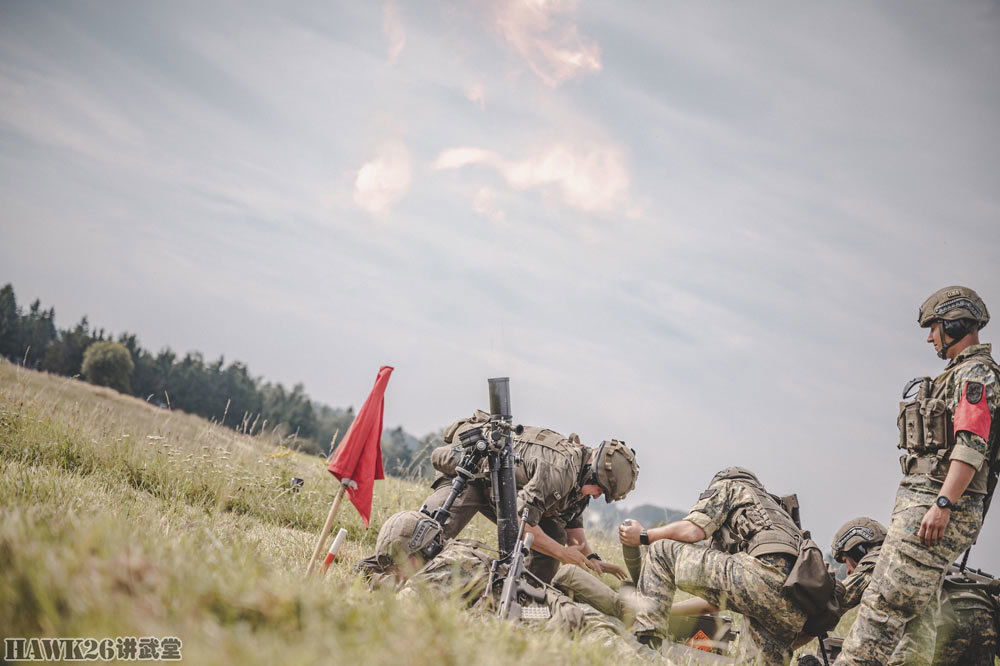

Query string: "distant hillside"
[584, 500, 687, 532]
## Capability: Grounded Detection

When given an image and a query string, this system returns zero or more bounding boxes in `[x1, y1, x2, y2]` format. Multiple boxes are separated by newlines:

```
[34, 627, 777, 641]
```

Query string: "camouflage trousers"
[552, 564, 630, 621]
[633, 540, 805, 665]
[835, 485, 983, 666]
[422, 479, 566, 583]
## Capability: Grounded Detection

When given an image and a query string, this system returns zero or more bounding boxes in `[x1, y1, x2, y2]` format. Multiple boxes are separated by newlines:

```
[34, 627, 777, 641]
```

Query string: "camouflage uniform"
[837, 544, 999, 665]
[632, 468, 807, 665]
[836, 343, 999, 666]
[423, 423, 593, 583]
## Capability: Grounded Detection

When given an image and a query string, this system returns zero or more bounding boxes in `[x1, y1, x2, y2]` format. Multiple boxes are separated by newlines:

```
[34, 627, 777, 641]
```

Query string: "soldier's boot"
[634, 630, 662, 650]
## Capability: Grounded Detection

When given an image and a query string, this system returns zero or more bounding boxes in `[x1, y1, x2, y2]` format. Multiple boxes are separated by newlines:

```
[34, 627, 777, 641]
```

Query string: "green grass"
[0, 360, 659, 665]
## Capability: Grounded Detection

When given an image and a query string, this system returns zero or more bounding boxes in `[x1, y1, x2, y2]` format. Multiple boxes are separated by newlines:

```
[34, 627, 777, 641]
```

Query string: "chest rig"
[897, 351, 1000, 494]
[710, 469, 801, 559]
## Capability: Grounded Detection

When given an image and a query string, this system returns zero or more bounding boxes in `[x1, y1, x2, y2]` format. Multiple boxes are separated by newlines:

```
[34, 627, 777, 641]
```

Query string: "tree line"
[0, 283, 435, 475]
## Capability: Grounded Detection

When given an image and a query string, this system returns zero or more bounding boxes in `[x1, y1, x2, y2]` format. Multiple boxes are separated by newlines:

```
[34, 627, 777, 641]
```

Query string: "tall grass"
[0, 360, 652, 665]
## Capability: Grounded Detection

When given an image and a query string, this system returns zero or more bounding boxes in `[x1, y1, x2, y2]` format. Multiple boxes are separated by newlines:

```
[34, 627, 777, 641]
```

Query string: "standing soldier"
[836, 286, 1000, 665]
[619, 467, 815, 664]
[421, 410, 638, 583]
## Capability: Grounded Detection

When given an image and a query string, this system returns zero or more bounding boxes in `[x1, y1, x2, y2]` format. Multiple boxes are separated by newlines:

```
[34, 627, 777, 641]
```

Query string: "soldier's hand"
[618, 519, 644, 547]
[918, 505, 950, 547]
[562, 545, 600, 573]
[596, 561, 629, 581]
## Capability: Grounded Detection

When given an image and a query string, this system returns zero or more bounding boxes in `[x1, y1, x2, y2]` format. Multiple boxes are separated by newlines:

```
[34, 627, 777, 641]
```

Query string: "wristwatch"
[639, 529, 649, 546]
[935, 495, 956, 511]
[586, 552, 602, 561]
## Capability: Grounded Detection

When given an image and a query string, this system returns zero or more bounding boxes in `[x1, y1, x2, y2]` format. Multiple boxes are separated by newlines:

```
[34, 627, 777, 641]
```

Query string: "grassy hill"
[0, 359, 661, 665]
[1, 358, 875, 665]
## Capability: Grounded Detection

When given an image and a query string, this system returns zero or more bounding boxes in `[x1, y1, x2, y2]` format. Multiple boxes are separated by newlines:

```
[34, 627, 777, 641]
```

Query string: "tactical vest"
[897, 349, 1000, 494]
[511, 427, 579, 487]
[713, 476, 801, 559]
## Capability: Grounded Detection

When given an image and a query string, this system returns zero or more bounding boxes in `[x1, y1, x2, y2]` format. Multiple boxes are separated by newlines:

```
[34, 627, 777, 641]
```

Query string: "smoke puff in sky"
[353, 142, 413, 215]
[433, 143, 631, 214]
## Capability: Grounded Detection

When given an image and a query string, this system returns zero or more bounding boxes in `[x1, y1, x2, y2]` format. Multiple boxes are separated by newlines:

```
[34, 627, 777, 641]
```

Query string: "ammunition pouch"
[897, 396, 952, 455]
[783, 534, 842, 635]
[431, 445, 461, 477]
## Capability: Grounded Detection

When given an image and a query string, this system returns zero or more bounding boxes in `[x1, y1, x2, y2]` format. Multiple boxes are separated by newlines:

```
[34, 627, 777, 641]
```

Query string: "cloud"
[473, 186, 505, 221]
[493, 0, 601, 86]
[353, 142, 412, 215]
[465, 82, 486, 109]
[433, 142, 630, 214]
[383, 1, 406, 65]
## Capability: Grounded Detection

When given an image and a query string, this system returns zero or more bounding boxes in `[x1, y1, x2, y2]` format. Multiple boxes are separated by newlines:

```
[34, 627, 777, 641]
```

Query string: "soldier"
[422, 411, 638, 583]
[619, 466, 811, 664]
[830, 517, 999, 665]
[353, 510, 443, 589]
[836, 287, 999, 666]
[397, 538, 653, 661]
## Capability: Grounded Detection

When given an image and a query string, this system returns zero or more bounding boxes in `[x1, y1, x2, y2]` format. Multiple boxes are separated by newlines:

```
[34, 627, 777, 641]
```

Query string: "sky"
[1, 1, 998, 568]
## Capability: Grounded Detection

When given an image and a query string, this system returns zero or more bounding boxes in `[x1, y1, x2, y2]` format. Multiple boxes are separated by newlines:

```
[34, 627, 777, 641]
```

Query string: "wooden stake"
[325, 428, 341, 464]
[306, 480, 351, 576]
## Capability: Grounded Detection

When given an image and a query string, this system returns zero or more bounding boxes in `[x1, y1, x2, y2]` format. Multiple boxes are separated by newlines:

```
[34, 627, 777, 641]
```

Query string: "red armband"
[953, 381, 992, 441]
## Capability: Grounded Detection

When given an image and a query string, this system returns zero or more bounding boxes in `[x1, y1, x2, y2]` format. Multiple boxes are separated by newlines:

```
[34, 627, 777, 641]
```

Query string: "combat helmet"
[374, 510, 442, 566]
[918, 286, 989, 358]
[592, 440, 639, 503]
[711, 466, 761, 486]
[831, 517, 886, 563]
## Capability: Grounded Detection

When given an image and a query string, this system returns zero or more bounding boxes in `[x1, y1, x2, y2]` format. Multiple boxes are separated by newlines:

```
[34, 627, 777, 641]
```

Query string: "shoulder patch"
[966, 381, 984, 404]
[699, 488, 718, 501]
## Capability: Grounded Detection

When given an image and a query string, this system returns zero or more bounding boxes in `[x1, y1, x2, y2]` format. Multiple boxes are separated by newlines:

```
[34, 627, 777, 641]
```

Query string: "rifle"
[496, 511, 547, 619]
[946, 565, 1000, 594]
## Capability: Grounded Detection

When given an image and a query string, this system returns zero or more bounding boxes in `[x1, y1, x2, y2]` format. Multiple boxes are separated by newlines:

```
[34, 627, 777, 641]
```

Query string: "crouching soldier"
[619, 467, 827, 665]
[422, 410, 638, 583]
[831, 517, 999, 666]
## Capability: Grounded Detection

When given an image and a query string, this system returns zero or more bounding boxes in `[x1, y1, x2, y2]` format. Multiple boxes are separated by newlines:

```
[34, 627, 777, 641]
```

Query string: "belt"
[900, 454, 942, 476]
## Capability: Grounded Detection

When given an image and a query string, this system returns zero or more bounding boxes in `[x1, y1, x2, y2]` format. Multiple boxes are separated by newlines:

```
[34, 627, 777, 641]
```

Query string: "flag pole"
[306, 478, 354, 576]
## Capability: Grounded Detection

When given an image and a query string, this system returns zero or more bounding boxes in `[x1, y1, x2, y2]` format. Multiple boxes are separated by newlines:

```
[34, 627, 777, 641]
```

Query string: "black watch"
[639, 529, 649, 546]
[935, 495, 956, 511]
[586, 552, 602, 561]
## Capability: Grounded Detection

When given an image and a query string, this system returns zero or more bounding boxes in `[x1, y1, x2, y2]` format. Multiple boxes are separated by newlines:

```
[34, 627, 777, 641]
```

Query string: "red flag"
[327, 365, 393, 528]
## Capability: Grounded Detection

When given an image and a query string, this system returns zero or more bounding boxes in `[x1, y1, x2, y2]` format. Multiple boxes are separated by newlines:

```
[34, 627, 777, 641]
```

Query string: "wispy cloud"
[354, 141, 412, 215]
[433, 142, 630, 214]
[383, 1, 406, 65]
[493, 0, 601, 86]
[465, 82, 486, 109]
[472, 186, 505, 221]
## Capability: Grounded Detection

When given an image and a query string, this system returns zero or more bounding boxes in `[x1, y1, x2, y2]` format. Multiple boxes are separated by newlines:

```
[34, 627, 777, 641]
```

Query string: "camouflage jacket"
[511, 427, 591, 528]
[436, 418, 591, 528]
[905, 343, 1000, 495]
[683, 476, 801, 558]
[837, 546, 882, 612]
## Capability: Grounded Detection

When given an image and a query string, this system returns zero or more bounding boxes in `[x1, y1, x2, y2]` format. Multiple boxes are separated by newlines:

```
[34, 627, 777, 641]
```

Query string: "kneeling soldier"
[619, 467, 812, 664]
